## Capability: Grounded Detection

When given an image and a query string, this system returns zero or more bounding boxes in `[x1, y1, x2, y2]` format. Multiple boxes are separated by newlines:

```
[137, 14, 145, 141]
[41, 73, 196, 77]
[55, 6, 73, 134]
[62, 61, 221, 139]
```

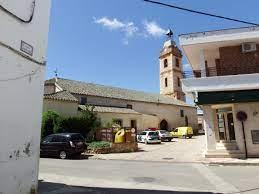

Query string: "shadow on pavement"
[40, 154, 93, 160]
[38, 180, 215, 194]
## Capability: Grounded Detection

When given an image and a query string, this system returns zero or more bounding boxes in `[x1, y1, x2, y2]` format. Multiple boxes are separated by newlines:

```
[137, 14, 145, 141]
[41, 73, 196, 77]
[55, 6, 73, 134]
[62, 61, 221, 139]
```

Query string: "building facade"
[43, 78, 198, 132]
[180, 26, 259, 158]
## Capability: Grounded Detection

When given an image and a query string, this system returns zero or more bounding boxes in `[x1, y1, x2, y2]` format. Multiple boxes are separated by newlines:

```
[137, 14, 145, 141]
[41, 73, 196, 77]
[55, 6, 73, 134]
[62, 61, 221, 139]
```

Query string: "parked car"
[157, 130, 173, 141]
[40, 133, 86, 159]
[137, 131, 161, 144]
[170, 127, 193, 138]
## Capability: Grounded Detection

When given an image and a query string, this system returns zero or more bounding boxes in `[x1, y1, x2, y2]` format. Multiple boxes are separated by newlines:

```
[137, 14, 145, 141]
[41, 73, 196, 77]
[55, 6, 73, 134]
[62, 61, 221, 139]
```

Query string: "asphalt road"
[39, 158, 259, 194]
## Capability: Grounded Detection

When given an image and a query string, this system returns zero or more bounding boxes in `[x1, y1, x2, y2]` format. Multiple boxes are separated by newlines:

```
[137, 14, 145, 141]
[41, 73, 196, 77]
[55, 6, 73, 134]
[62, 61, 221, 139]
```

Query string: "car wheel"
[59, 151, 67, 159]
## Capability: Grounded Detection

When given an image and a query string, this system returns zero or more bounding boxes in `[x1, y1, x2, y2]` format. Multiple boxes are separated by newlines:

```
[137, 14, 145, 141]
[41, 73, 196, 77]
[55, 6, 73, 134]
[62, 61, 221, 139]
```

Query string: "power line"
[143, 0, 259, 26]
[0, 66, 41, 82]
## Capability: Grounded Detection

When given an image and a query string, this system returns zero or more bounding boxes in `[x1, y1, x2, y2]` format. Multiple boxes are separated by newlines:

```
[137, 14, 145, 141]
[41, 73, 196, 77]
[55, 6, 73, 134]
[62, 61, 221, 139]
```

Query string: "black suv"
[40, 133, 86, 159]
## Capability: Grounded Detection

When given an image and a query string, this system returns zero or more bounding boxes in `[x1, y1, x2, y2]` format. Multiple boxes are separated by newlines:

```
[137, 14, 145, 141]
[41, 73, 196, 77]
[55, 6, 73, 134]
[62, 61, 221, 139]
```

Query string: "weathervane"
[166, 29, 173, 40]
[54, 68, 58, 81]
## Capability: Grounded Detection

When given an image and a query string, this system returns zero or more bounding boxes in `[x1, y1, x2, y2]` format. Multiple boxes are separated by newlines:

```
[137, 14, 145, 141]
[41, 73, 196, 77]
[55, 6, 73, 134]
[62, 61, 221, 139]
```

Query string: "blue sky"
[47, 0, 258, 94]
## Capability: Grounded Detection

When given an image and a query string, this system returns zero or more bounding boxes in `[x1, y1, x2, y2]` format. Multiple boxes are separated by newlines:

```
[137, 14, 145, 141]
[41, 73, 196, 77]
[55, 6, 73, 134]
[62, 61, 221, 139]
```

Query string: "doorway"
[216, 108, 236, 141]
[160, 119, 168, 130]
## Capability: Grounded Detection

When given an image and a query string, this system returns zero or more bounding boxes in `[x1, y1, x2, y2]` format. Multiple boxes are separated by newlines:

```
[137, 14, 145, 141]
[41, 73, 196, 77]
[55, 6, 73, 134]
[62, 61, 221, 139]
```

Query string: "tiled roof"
[46, 78, 194, 107]
[44, 90, 78, 102]
[79, 105, 141, 114]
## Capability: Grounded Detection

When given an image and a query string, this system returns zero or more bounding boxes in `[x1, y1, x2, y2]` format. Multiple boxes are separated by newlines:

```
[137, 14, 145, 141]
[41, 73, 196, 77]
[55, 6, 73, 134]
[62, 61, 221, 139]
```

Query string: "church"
[43, 38, 198, 131]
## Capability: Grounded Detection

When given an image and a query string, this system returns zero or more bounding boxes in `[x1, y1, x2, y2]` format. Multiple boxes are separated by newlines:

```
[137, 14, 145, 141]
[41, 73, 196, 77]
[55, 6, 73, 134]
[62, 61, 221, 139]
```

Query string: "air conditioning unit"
[242, 42, 257, 53]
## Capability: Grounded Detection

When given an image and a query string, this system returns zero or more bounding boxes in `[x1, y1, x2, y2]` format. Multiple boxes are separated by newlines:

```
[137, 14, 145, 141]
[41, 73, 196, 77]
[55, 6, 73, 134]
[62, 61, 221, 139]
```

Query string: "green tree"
[41, 110, 61, 138]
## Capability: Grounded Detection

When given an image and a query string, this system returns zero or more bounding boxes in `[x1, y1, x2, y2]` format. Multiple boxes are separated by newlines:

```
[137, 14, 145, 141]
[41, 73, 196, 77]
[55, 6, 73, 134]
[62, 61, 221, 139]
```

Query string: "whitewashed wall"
[233, 102, 259, 157]
[0, 0, 51, 193]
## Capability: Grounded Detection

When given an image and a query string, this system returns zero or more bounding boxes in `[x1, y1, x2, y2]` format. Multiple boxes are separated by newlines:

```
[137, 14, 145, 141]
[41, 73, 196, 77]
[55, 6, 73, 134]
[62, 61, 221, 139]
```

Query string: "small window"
[127, 104, 133, 109]
[180, 109, 184, 117]
[177, 77, 181, 87]
[175, 58, 180, 67]
[164, 59, 168, 68]
[80, 97, 87, 105]
[165, 78, 168, 87]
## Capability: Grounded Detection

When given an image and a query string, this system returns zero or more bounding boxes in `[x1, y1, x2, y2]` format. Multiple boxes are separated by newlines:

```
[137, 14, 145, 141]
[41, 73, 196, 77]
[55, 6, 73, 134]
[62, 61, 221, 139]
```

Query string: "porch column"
[203, 105, 217, 151]
[200, 49, 206, 77]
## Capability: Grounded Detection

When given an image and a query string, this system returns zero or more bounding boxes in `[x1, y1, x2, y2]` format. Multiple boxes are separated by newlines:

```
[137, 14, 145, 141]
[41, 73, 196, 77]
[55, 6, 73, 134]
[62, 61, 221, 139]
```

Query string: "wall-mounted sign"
[20, 40, 33, 56]
[251, 130, 259, 144]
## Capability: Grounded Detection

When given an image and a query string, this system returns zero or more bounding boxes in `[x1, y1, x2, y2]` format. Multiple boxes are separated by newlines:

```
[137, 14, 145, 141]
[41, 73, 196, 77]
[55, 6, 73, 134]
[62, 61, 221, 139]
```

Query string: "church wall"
[131, 101, 198, 130]
[43, 99, 78, 117]
[44, 94, 198, 131]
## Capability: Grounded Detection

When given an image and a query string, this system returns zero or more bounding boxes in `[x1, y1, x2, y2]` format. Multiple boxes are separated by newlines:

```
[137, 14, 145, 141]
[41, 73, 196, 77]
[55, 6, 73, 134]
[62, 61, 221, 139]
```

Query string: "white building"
[0, 1, 51, 193]
[180, 26, 259, 158]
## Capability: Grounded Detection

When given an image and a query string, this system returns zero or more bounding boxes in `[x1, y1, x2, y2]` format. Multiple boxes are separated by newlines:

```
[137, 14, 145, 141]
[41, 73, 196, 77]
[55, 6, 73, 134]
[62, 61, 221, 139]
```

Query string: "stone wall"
[111, 142, 138, 153]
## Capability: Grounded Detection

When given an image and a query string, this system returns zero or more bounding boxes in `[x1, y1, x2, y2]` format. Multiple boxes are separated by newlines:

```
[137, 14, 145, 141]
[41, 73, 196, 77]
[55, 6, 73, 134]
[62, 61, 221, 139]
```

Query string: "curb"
[88, 157, 259, 166]
[87, 157, 259, 166]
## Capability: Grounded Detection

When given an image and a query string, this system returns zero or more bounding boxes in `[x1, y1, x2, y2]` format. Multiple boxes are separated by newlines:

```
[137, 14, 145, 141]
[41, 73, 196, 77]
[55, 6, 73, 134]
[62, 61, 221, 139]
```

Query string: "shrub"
[41, 110, 61, 138]
[88, 141, 111, 150]
[52, 105, 101, 138]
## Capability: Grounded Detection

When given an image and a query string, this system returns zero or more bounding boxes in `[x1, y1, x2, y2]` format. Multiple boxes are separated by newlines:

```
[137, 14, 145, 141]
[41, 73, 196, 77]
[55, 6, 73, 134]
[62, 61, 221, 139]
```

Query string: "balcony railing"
[183, 67, 217, 78]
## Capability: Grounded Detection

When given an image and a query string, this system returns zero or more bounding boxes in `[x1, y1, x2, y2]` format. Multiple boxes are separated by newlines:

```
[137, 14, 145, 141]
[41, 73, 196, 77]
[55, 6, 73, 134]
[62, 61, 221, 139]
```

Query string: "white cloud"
[144, 21, 167, 38]
[94, 17, 125, 30]
[94, 17, 167, 44]
[94, 17, 138, 43]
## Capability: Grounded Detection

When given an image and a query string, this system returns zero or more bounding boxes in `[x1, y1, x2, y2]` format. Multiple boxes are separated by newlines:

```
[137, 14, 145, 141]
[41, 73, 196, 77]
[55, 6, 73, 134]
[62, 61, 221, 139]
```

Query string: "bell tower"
[159, 29, 185, 101]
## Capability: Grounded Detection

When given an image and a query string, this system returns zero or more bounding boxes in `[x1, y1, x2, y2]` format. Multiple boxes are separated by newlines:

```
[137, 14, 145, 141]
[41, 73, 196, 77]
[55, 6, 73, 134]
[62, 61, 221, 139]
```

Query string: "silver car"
[157, 130, 173, 142]
[137, 131, 161, 144]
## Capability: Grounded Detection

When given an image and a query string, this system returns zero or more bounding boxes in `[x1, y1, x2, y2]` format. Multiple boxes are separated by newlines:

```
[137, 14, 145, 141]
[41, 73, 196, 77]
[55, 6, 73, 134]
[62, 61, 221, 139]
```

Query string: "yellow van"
[170, 127, 193, 138]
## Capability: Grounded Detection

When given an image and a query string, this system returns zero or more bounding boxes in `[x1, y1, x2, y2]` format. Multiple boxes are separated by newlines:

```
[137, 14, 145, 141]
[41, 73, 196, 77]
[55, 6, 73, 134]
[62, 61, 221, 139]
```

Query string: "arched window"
[164, 59, 168, 68]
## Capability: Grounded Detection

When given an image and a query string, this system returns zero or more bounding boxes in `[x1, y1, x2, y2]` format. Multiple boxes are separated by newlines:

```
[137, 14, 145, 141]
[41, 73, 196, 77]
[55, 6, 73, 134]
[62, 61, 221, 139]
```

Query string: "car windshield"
[149, 132, 158, 136]
[70, 134, 84, 141]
